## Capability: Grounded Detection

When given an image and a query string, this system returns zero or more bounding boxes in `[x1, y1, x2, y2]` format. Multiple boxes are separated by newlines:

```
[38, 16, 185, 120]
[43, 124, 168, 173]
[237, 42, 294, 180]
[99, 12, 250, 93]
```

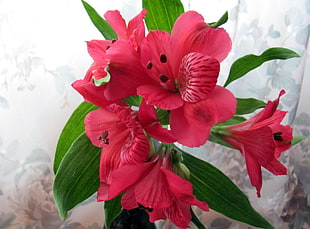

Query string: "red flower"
[98, 154, 209, 229]
[135, 11, 236, 147]
[85, 104, 150, 184]
[218, 90, 292, 197]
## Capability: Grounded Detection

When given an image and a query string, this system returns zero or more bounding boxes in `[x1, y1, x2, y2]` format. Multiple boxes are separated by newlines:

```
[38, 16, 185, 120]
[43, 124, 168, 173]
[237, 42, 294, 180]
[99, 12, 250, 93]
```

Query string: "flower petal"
[127, 9, 147, 45]
[137, 85, 184, 110]
[104, 10, 127, 40]
[162, 169, 209, 211]
[178, 52, 219, 103]
[87, 40, 111, 65]
[244, 153, 262, 197]
[105, 41, 154, 100]
[138, 100, 176, 143]
[172, 11, 232, 62]
[72, 80, 112, 108]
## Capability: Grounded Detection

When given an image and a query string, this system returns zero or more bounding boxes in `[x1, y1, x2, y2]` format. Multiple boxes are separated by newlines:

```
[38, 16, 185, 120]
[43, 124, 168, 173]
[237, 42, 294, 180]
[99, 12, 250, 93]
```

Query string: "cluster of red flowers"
[72, 9, 293, 228]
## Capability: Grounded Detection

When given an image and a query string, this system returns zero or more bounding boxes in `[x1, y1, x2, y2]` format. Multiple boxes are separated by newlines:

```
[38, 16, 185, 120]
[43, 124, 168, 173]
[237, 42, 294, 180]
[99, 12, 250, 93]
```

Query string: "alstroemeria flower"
[79, 9, 147, 100]
[98, 154, 209, 229]
[216, 90, 292, 197]
[85, 104, 150, 184]
[135, 11, 235, 147]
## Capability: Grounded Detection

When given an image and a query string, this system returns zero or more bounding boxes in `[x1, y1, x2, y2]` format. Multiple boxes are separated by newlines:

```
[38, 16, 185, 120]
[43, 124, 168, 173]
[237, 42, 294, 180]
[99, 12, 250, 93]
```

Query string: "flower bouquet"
[52, 0, 305, 228]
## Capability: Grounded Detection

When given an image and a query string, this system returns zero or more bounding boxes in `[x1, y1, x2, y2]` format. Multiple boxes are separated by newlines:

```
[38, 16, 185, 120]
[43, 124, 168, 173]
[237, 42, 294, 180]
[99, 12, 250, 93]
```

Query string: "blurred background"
[0, 0, 309, 228]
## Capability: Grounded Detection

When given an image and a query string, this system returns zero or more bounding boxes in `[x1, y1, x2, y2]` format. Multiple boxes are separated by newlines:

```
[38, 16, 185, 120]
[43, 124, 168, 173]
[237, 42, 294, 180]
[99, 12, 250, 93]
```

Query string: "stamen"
[111, 39, 117, 43]
[146, 61, 153, 69]
[106, 45, 111, 50]
[160, 53, 167, 63]
[273, 132, 284, 141]
[159, 74, 169, 83]
[98, 130, 109, 144]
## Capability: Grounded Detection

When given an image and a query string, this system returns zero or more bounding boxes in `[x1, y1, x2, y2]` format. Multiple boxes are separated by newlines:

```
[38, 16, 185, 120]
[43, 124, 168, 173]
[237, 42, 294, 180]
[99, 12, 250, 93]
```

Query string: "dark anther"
[106, 45, 111, 50]
[111, 39, 117, 43]
[160, 53, 167, 63]
[273, 132, 284, 141]
[159, 74, 169, 83]
[146, 61, 153, 69]
[98, 130, 109, 144]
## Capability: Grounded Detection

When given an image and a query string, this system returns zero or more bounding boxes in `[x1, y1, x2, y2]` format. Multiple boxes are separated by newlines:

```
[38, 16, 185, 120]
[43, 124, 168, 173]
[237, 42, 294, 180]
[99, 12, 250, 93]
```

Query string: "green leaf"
[142, 0, 184, 32]
[82, 0, 118, 40]
[156, 108, 170, 125]
[122, 95, 143, 107]
[179, 148, 274, 229]
[236, 97, 266, 115]
[224, 47, 300, 87]
[190, 207, 206, 229]
[53, 133, 101, 220]
[292, 136, 307, 146]
[209, 11, 228, 28]
[104, 195, 123, 228]
[53, 102, 98, 174]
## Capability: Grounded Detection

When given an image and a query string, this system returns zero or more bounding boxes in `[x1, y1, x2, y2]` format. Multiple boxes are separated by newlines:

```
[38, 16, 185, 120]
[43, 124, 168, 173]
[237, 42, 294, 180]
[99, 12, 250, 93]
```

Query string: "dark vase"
[104, 208, 156, 229]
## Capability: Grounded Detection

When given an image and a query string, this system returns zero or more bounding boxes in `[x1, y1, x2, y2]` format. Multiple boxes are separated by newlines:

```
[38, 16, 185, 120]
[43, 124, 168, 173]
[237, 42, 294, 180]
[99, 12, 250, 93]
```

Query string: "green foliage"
[209, 11, 228, 28]
[236, 97, 266, 115]
[224, 47, 300, 87]
[292, 136, 307, 146]
[53, 102, 98, 173]
[180, 148, 274, 229]
[142, 0, 184, 32]
[123, 95, 143, 107]
[53, 133, 101, 220]
[82, 0, 118, 40]
[104, 195, 123, 228]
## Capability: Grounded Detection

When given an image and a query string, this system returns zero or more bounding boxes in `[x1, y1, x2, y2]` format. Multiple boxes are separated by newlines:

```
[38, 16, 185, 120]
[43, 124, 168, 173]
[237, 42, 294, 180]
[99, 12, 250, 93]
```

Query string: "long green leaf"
[179, 148, 274, 229]
[224, 47, 300, 87]
[104, 195, 123, 228]
[53, 133, 101, 220]
[142, 0, 184, 32]
[54, 102, 98, 174]
[236, 97, 266, 115]
[292, 136, 307, 146]
[82, 0, 118, 40]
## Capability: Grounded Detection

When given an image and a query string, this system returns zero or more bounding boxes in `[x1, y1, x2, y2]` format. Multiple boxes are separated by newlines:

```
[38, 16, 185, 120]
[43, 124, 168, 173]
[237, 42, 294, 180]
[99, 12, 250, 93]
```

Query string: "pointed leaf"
[209, 11, 228, 28]
[224, 47, 300, 87]
[190, 207, 206, 229]
[54, 102, 98, 174]
[122, 95, 143, 107]
[142, 0, 184, 32]
[53, 133, 101, 220]
[292, 136, 307, 146]
[82, 0, 118, 40]
[236, 97, 266, 115]
[179, 147, 274, 229]
[104, 195, 122, 228]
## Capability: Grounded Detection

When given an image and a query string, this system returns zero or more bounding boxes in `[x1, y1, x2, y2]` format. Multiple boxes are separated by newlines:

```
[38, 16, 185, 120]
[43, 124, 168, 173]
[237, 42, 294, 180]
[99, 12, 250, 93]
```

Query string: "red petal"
[163, 169, 209, 211]
[170, 105, 212, 147]
[134, 162, 173, 209]
[104, 10, 127, 40]
[71, 80, 112, 108]
[178, 52, 219, 103]
[263, 158, 287, 175]
[137, 85, 183, 110]
[87, 40, 111, 65]
[105, 41, 153, 100]
[127, 9, 147, 45]
[172, 11, 232, 62]
[244, 153, 262, 197]
[138, 100, 176, 143]
[97, 163, 153, 201]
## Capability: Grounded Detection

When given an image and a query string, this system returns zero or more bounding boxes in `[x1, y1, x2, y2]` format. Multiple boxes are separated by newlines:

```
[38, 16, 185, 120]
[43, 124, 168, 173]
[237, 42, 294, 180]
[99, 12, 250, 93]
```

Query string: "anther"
[159, 74, 169, 83]
[146, 61, 153, 69]
[273, 132, 284, 141]
[111, 39, 117, 43]
[160, 53, 167, 63]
